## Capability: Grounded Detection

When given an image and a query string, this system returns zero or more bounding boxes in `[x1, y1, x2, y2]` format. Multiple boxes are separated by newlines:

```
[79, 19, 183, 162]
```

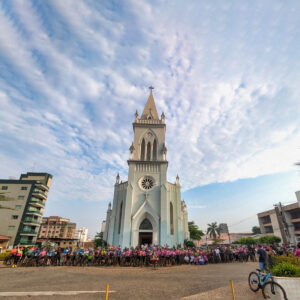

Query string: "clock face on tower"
[139, 176, 155, 191]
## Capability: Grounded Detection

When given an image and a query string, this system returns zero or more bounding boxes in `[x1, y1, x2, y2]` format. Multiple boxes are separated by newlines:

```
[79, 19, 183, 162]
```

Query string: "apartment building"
[257, 191, 300, 245]
[0, 172, 52, 247]
[38, 216, 76, 240]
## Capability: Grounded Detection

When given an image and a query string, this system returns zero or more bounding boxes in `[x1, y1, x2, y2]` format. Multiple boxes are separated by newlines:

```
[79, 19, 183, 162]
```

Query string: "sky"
[0, 0, 300, 237]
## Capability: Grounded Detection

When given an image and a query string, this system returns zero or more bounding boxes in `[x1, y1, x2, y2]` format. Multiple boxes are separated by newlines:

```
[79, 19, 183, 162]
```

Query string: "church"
[103, 88, 189, 248]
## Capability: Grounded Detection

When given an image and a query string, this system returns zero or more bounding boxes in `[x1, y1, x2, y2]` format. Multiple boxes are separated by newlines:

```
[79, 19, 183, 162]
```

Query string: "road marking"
[0, 291, 116, 297]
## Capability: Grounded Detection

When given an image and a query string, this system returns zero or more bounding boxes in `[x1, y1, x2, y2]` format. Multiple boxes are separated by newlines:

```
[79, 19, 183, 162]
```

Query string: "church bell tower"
[104, 87, 189, 248]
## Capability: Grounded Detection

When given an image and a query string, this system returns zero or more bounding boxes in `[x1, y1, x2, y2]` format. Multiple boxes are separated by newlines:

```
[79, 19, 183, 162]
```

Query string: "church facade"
[103, 89, 189, 248]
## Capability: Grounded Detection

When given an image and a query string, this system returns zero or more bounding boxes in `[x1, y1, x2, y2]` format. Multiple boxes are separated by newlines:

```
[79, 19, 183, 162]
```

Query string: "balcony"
[291, 218, 300, 223]
[263, 222, 272, 227]
[20, 229, 38, 236]
[26, 207, 42, 216]
[32, 189, 47, 200]
[23, 217, 41, 225]
[30, 197, 45, 208]
[19, 237, 35, 245]
[35, 182, 49, 191]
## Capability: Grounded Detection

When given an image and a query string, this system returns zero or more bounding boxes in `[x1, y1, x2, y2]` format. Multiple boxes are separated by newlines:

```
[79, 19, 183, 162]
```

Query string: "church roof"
[141, 90, 159, 120]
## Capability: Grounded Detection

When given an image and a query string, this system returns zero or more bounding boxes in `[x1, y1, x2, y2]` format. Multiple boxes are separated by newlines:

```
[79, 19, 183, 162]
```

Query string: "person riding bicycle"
[257, 245, 267, 272]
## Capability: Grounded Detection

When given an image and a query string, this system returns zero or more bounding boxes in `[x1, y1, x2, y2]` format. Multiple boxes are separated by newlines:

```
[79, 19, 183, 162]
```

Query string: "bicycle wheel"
[248, 272, 260, 292]
[262, 281, 287, 300]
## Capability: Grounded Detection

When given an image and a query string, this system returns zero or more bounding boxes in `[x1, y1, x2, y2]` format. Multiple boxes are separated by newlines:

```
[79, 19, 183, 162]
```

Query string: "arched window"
[146, 142, 151, 161]
[139, 218, 153, 230]
[170, 202, 174, 235]
[118, 202, 123, 234]
[153, 139, 157, 160]
[141, 139, 145, 160]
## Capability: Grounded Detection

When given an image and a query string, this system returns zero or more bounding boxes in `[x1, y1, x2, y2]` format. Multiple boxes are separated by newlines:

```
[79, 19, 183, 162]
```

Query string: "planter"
[273, 276, 300, 300]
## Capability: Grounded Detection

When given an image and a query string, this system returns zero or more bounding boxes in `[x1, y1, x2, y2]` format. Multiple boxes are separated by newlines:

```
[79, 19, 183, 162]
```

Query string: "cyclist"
[257, 245, 267, 272]
[295, 243, 300, 258]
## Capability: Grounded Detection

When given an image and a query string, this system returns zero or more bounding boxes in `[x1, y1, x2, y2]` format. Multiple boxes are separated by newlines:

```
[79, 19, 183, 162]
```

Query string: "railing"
[33, 189, 47, 196]
[27, 208, 42, 215]
[35, 182, 49, 191]
[24, 217, 40, 224]
[30, 197, 45, 206]
[21, 229, 38, 235]
[19, 238, 35, 244]
[262, 220, 272, 225]
[134, 119, 164, 124]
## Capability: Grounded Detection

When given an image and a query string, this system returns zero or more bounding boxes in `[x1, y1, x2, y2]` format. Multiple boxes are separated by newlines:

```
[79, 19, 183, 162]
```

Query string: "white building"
[74, 227, 88, 243]
[101, 220, 106, 233]
[104, 89, 189, 248]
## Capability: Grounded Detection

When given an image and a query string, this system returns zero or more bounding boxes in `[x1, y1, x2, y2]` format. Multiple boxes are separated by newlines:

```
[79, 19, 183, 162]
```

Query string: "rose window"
[140, 176, 154, 190]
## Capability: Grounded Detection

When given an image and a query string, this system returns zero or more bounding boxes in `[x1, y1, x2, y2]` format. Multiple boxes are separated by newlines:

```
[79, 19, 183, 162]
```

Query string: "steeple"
[141, 87, 159, 120]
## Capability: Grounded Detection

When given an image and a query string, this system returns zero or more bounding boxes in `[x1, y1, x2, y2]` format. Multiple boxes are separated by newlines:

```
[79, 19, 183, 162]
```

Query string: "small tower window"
[118, 202, 123, 234]
[153, 139, 157, 160]
[146, 142, 151, 161]
[170, 202, 174, 235]
[141, 139, 145, 160]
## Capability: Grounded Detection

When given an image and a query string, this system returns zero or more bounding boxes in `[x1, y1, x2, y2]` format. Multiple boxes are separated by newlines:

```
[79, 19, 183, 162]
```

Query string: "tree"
[252, 226, 261, 234]
[207, 222, 220, 239]
[184, 239, 195, 248]
[258, 235, 281, 244]
[188, 221, 204, 241]
[94, 232, 106, 247]
[0, 192, 15, 210]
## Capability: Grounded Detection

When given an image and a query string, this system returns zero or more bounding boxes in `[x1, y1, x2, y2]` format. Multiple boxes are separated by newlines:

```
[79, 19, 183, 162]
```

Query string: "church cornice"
[132, 122, 166, 129]
[127, 160, 168, 165]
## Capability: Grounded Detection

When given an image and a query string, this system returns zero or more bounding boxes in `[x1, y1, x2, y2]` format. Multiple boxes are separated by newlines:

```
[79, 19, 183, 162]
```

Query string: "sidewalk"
[182, 281, 264, 300]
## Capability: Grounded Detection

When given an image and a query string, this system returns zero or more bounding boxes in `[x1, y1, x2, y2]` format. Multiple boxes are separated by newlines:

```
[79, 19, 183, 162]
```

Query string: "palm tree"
[0, 192, 15, 210]
[207, 222, 220, 239]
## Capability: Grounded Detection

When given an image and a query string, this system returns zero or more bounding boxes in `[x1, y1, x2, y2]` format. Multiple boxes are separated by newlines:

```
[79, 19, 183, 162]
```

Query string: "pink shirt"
[295, 249, 300, 258]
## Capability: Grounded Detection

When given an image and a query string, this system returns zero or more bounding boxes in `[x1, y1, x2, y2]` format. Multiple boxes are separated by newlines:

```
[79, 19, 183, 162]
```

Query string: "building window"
[12, 215, 18, 220]
[1, 186, 8, 190]
[153, 139, 157, 160]
[8, 226, 15, 230]
[170, 202, 174, 235]
[118, 202, 123, 234]
[146, 142, 151, 160]
[141, 139, 145, 160]
[18, 196, 25, 200]
[15, 205, 22, 210]
[21, 186, 28, 190]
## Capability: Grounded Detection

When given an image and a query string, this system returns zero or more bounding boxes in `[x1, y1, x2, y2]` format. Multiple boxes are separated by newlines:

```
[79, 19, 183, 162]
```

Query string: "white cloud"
[0, 0, 300, 235]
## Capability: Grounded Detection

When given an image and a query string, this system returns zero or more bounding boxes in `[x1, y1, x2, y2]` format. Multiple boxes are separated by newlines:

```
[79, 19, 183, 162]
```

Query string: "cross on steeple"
[149, 86, 154, 91]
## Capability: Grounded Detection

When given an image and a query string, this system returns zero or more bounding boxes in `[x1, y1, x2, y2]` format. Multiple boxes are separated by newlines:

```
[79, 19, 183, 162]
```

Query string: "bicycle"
[248, 268, 288, 299]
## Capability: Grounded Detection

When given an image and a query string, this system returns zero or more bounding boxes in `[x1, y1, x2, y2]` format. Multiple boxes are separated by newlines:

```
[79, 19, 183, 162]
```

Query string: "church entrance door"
[139, 218, 153, 245]
[139, 232, 153, 245]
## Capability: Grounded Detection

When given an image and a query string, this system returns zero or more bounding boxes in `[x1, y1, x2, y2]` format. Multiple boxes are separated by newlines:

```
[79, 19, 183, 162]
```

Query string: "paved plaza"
[0, 262, 264, 299]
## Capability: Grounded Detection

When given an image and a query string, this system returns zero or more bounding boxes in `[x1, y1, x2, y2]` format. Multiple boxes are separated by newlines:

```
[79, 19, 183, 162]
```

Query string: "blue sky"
[0, 0, 300, 237]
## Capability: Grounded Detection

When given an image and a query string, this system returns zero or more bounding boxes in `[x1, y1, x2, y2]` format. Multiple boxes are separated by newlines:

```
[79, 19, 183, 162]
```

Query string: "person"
[257, 245, 267, 272]
[295, 243, 300, 258]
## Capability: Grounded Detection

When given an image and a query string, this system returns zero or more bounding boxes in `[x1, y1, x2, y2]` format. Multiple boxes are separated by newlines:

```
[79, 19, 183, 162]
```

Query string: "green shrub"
[0, 251, 11, 261]
[271, 254, 300, 268]
[272, 262, 300, 277]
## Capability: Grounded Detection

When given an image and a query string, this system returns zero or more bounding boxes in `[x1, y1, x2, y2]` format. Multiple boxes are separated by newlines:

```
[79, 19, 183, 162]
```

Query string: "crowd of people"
[5, 243, 300, 268]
